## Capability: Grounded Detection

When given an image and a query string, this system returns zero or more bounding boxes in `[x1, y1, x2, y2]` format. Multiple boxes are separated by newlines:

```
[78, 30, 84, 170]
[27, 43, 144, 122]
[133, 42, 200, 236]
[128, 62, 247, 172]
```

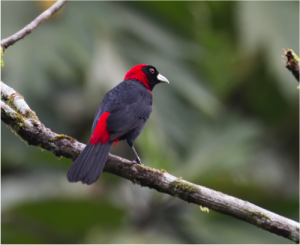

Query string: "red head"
[124, 64, 169, 91]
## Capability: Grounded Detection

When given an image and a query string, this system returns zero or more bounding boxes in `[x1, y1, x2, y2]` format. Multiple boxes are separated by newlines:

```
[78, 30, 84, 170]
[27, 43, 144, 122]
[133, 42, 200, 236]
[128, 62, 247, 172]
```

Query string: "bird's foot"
[131, 157, 142, 165]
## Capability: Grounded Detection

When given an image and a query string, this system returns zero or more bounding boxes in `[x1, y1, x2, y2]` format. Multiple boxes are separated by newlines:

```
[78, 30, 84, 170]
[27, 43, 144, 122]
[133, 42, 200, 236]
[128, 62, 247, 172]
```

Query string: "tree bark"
[284, 49, 299, 82]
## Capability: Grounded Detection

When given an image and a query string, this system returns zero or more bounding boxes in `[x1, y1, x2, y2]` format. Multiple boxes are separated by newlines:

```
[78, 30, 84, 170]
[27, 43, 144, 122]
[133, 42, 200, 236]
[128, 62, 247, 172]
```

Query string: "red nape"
[90, 112, 111, 145]
[114, 138, 119, 148]
[124, 64, 150, 90]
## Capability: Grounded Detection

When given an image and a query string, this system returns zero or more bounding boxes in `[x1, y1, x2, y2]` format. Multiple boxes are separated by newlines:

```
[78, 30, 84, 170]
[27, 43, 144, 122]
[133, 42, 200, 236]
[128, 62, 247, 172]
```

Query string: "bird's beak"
[157, 74, 169, 84]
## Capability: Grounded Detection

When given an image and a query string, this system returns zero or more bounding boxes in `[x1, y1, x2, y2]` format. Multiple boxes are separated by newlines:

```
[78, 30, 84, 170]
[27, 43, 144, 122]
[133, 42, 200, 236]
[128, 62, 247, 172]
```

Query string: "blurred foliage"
[1, 1, 299, 244]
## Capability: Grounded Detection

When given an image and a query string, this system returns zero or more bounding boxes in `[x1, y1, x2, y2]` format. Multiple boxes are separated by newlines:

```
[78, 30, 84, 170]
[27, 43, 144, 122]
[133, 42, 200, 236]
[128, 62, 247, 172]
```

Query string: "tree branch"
[1, 81, 299, 243]
[284, 49, 299, 83]
[1, 0, 67, 50]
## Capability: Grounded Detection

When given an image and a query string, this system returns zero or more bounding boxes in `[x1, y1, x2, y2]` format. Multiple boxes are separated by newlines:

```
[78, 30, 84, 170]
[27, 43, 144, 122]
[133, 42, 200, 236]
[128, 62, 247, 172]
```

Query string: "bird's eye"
[149, 68, 155, 74]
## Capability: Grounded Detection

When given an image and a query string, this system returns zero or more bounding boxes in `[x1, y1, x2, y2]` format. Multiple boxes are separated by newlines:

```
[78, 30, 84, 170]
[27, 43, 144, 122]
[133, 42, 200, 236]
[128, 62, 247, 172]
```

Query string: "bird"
[67, 64, 169, 185]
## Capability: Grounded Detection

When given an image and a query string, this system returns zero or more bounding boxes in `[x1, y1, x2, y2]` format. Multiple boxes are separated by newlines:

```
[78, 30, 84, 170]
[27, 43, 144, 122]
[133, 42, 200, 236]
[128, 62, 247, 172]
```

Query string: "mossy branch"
[284, 49, 299, 86]
[1, 81, 299, 243]
[1, 0, 67, 50]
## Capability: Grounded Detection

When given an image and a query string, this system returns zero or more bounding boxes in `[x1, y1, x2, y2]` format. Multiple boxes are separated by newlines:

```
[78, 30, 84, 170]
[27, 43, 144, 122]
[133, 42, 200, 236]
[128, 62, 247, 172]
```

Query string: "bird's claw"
[131, 158, 142, 165]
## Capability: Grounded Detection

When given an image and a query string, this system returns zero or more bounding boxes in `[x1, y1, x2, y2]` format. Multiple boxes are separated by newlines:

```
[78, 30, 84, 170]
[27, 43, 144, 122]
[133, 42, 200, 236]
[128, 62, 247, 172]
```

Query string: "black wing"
[107, 94, 152, 141]
[91, 80, 153, 140]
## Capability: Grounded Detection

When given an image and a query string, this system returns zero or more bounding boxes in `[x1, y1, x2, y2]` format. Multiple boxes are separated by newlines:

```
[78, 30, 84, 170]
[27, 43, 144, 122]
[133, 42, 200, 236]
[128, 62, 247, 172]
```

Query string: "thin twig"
[284, 48, 299, 82]
[1, 81, 299, 243]
[1, 0, 67, 50]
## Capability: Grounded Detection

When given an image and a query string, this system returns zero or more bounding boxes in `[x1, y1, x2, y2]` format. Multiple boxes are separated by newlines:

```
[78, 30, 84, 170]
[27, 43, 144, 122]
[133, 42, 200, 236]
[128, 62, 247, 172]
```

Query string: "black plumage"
[67, 64, 169, 185]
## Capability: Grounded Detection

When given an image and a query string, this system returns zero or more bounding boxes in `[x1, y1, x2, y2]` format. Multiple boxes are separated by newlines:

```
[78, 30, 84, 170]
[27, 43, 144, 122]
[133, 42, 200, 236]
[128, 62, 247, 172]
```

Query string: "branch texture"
[1, 0, 67, 50]
[1, 81, 299, 243]
[284, 49, 299, 82]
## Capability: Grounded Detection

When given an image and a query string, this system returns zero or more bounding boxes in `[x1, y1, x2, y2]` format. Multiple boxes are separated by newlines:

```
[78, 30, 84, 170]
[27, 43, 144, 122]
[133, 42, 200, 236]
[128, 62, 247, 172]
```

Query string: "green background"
[1, 1, 299, 243]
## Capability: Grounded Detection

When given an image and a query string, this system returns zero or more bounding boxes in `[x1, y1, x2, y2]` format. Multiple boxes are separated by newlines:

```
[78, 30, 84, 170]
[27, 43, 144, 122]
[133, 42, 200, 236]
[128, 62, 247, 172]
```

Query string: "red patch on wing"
[114, 138, 119, 148]
[124, 64, 150, 91]
[90, 112, 111, 145]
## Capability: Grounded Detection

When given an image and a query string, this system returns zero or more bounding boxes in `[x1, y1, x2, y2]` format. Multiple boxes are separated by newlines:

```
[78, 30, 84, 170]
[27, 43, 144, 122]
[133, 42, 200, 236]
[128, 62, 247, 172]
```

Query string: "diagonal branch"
[1, 0, 68, 50]
[1, 81, 299, 243]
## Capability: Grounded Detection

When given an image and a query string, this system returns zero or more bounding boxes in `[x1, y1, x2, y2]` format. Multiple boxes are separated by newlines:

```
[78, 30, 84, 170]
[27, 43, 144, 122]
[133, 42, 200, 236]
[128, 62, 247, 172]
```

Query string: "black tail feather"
[68, 144, 96, 180]
[81, 142, 112, 184]
[67, 142, 112, 185]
